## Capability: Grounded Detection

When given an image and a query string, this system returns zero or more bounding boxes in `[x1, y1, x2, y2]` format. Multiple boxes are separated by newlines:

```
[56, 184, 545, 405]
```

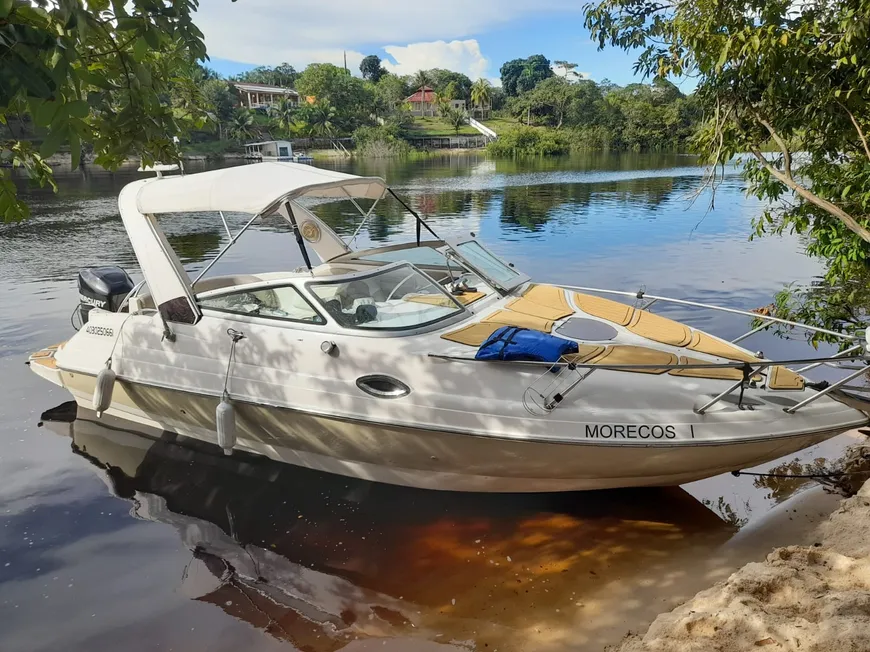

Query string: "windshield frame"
[440, 238, 529, 296]
[305, 262, 471, 334]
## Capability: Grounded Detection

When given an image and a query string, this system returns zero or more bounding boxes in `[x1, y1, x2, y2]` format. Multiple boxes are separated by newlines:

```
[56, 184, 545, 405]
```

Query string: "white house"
[233, 82, 299, 110]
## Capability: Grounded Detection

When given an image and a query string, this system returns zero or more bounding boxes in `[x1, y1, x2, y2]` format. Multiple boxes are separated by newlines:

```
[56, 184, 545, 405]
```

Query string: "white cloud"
[195, 0, 583, 75]
[382, 40, 489, 80]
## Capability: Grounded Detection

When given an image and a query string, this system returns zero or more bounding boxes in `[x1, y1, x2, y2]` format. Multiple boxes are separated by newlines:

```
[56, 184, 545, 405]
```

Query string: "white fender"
[93, 367, 116, 417]
[216, 397, 236, 456]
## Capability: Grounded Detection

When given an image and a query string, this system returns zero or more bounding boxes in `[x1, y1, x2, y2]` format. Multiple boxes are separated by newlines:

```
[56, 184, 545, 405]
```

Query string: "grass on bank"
[402, 117, 479, 137]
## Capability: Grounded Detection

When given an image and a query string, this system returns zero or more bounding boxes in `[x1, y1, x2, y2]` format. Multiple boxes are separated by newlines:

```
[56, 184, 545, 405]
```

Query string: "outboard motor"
[78, 266, 134, 325]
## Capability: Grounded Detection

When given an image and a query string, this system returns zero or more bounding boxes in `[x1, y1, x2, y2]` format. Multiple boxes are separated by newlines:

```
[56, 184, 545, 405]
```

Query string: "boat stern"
[27, 343, 66, 387]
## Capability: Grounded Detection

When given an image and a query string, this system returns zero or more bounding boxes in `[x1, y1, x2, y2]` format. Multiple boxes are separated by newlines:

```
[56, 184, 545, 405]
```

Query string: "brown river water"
[0, 154, 862, 651]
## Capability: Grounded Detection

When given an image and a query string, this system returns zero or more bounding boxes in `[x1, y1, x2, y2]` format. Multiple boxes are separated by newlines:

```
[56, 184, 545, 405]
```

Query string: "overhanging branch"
[749, 146, 870, 245]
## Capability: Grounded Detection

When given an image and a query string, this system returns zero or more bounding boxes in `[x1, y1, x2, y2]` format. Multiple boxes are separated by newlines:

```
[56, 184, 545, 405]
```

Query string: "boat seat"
[573, 292, 634, 326]
[768, 366, 805, 390]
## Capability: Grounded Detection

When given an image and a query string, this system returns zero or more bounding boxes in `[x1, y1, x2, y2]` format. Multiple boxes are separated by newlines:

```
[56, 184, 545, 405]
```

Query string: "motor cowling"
[78, 266, 134, 325]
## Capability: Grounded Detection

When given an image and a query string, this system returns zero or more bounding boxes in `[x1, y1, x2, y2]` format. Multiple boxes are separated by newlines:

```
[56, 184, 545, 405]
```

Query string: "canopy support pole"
[285, 202, 313, 272]
[347, 196, 381, 248]
[193, 212, 261, 285]
[387, 188, 441, 245]
[218, 211, 232, 239]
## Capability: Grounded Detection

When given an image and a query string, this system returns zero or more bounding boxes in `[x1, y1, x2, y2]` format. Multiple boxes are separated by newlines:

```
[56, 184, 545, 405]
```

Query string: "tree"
[236, 63, 297, 88]
[412, 70, 432, 91]
[296, 63, 375, 133]
[228, 108, 255, 143]
[585, 0, 870, 343]
[201, 79, 238, 139]
[527, 77, 575, 128]
[500, 55, 554, 96]
[554, 60, 580, 79]
[470, 79, 493, 117]
[428, 69, 473, 100]
[269, 97, 298, 137]
[376, 73, 410, 106]
[0, 0, 208, 222]
[359, 55, 386, 82]
[444, 107, 467, 134]
[302, 100, 337, 137]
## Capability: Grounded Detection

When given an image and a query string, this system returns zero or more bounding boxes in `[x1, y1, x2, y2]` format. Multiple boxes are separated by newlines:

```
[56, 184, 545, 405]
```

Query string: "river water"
[0, 152, 859, 652]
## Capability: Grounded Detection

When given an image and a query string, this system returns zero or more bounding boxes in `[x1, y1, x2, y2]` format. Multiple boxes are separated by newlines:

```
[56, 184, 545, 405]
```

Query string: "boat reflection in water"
[41, 402, 735, 652]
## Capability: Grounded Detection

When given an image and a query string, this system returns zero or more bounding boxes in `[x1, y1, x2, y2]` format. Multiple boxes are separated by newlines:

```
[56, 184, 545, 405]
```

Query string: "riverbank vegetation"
[586, 0, 870, 344]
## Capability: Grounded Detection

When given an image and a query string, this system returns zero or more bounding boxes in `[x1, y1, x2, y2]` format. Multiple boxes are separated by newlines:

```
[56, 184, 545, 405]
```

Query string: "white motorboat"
[28, 162, 870, 492]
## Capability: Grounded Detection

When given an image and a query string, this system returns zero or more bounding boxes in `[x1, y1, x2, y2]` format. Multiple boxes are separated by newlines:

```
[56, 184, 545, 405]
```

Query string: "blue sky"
[197, 2, 659, 88]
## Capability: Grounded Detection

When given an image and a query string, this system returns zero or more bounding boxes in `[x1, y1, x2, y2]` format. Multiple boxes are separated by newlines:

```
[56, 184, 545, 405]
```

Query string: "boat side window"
[308, 265, 465, 330]
[199, 285, 325, 324]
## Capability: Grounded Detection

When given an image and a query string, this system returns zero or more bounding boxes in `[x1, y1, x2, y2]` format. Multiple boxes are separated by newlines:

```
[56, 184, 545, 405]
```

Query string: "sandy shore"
[610, 467, 870, 651]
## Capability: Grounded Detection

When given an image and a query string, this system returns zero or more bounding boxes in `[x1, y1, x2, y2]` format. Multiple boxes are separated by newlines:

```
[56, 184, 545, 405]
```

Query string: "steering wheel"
[386, 272, 418, 302]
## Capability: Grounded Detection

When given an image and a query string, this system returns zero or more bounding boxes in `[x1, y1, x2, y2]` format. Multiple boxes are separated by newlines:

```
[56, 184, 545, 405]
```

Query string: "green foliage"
[412, 70, 432, 91]
[296, 63, 374, 134]
[470, 78, 492, 116]
[299, 99, 337, 137]
[227, 107, 255, 143]
[269, 97, 298, 137]
[352, 124, 410, 158]
[486, 126, 571, 157]
[585, 0, 870, 340]
[442, 107, 468, 134]
[0, 0, 208, 221]
[500, 55, 554, 96]
[234, 63, 297, 88]
[359, 55, 386, 82]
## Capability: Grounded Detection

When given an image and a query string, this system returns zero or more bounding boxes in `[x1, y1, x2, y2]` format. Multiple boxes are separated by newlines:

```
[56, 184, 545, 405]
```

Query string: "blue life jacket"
[475, 326, 578, 363]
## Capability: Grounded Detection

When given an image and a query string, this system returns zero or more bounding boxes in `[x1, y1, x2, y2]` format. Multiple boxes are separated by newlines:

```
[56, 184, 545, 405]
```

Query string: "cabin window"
[279, 146, 289, 157]
[199, 285, 325, 324]
[308, 264, 464, 330]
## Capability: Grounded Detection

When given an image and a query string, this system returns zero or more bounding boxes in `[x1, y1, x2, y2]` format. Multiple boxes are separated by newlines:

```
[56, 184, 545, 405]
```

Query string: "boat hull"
[56, 370, 857, 492]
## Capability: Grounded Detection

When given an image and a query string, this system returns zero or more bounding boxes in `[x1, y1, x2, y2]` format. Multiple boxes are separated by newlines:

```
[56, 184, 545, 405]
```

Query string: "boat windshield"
[308, 264, 465, 331]
[445, 240, 526, 293]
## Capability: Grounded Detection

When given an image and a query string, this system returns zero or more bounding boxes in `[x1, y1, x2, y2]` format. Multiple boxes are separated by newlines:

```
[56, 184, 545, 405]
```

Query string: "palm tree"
[413, 69, 432, 92]
[228, 107, 255, 142]
[470, 78, 492, 118]
[444, 107, 468, 134]
[305, 100, 336, 137]
[270, 97, 297, 137]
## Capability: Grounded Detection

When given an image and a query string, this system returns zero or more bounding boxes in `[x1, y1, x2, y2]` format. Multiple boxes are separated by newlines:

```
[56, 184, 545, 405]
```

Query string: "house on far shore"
[405, 86, 467, 117]
[470, 98, 492, 120]
[233, 82, 299, 110]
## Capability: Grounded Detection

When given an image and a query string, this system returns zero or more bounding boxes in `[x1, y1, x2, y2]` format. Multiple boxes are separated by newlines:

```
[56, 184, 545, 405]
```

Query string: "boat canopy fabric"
[134, 162, 388, 215]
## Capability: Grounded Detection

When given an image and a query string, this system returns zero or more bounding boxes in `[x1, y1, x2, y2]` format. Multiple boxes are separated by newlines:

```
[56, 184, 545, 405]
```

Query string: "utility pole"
[343, 51, 348, 74]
